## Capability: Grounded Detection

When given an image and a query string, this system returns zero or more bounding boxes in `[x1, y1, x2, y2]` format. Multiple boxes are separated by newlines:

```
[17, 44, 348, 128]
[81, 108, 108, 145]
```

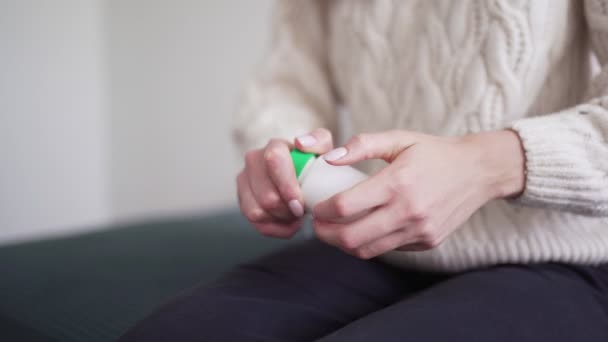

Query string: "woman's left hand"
[313, 130, 526, 259]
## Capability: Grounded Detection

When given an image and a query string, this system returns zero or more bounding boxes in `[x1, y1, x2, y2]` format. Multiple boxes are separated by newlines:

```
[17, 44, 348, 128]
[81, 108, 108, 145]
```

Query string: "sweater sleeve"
[232, 0, 338, 153]
[509, 0, 608, 216]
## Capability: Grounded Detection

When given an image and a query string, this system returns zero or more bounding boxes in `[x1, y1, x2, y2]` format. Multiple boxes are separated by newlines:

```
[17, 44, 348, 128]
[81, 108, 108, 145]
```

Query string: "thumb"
[323, 131, 417, 165]
[294, 128, 334, 154]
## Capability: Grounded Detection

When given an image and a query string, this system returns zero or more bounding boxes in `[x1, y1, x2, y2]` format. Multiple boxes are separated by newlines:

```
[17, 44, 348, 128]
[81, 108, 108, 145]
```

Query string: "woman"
[122, 1, 608, 341]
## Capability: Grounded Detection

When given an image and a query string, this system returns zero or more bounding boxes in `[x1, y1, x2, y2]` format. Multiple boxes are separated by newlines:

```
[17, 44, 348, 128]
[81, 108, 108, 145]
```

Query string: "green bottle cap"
[290, 149, 316, 178]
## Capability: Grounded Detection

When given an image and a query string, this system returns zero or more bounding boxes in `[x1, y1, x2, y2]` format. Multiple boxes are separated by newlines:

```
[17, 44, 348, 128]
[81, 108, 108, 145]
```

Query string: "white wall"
[0, 0, 272, 244]
[0, 0, 109, 243]
[106, 0, 272, 222]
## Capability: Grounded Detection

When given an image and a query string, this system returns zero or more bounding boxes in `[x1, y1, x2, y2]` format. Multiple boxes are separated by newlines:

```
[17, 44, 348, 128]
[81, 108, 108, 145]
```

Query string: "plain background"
[0, 0, 273, 244]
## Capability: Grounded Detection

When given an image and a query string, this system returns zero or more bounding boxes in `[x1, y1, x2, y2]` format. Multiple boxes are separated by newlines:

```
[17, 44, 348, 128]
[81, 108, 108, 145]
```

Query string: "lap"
[120, 239, 608, 342]
[119, 240, 439, 342]
[321, 263, 608, 342]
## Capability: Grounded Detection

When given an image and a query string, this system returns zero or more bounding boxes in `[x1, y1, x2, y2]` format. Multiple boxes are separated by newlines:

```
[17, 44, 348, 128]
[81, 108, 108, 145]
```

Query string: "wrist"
[464, 130, 526, 199]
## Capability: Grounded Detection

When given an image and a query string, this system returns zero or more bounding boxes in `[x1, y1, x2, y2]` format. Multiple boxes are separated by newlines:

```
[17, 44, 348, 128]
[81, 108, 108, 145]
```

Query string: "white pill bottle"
[290, 149, 368, 212]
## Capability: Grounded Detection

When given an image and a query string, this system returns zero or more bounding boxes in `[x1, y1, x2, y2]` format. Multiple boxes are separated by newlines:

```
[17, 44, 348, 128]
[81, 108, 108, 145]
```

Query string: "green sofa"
[0, 209, 303, 342]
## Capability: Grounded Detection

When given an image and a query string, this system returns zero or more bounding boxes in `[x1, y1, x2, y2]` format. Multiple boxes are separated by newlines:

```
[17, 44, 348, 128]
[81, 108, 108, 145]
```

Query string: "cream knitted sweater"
[233, 0, 608, 272]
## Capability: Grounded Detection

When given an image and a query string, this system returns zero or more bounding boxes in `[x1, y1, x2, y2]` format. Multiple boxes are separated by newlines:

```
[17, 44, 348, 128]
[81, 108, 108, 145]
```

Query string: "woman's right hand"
[237, 128, 334, 238]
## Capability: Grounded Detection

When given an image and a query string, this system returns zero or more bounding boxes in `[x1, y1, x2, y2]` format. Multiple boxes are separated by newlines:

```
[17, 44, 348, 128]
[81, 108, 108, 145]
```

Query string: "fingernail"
[296, 135, 317, 147]
[323, 147, 347, 161]
[288, 199, 304, 217]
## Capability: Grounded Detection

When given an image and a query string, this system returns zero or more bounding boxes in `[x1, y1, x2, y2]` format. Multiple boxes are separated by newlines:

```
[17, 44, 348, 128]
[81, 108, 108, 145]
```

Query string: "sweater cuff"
[509, 109, 603, 212]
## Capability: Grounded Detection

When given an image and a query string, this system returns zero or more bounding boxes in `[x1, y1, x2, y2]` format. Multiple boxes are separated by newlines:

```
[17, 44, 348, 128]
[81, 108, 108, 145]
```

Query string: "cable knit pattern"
[234, 0, 608, 272]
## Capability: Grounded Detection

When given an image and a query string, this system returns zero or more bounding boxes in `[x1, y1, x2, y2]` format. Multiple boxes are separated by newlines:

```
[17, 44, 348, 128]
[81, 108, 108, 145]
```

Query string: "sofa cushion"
[0, 209, 300, 342]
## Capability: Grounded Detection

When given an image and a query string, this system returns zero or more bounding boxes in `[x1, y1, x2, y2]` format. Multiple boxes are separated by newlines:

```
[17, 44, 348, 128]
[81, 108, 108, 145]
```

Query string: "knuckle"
[314, 128, 333, 143]
[278, 183, 297, 199]
[337, 231, 359, 250]
[263, 148, 282, 166]
[354, 247, 374, 260]
[332, 195, 351, 218]
[244, 149, 257, 162]
[245, 208, 266, 222]
[416, 222, 440, 249]
[410, 210, 429, 222]
[244, 150, 259, 167]
[407, 203, 429, 221]
[417, 221, 434, 238]
[388, 180, 409, 197]
[351, 133, 368, 149]
[259, 192, 282, 210]
[394, 208, 411, 227]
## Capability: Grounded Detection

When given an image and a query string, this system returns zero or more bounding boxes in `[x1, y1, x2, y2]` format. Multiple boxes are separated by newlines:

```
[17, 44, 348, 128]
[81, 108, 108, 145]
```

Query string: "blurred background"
[0, 0, 273, 245]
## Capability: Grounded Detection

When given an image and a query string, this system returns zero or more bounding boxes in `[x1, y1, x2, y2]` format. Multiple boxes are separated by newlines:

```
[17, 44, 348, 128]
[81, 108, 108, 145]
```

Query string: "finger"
[313, 168, 392, 221]
[254, 220, 302, 239]
[264, 139, 304, 217]
[354, 228, 416, 259]
[237, 171, 271, 223]
[245, 150, 292, 220]
[398, 189, 484, 251]
[294, 128, 334, 154]
[323, 131, 418, 165]
[358, 217, 440, 258]
[313, 205, 402, 251]
[238, 171, 301, 238]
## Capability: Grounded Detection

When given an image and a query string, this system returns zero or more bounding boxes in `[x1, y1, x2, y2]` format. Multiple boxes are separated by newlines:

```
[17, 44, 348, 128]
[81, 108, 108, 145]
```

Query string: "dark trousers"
[120, 240, 608, 342]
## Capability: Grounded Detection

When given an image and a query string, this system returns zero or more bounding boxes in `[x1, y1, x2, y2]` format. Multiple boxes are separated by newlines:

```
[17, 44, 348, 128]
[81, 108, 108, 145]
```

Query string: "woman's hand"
[237, 128, 334, 238]
[313, 130, 525, 258]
